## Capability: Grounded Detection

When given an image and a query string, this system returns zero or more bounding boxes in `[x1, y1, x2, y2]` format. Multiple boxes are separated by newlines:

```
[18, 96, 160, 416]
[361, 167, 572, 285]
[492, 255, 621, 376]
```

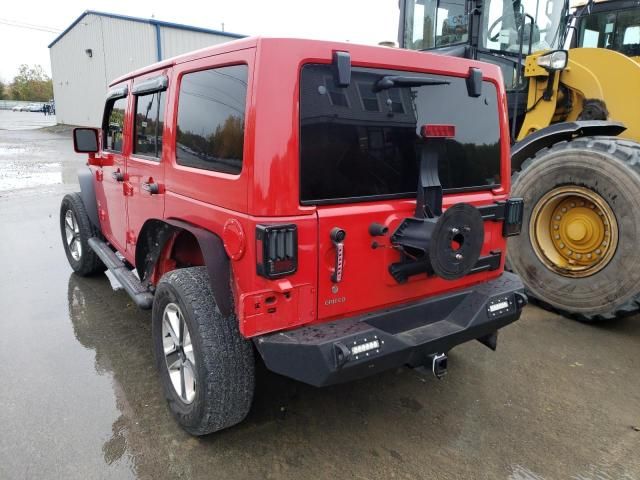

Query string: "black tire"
[152, 266, 255, 435]
[508, 137, 640, 321]
[60, 193, 104, 276]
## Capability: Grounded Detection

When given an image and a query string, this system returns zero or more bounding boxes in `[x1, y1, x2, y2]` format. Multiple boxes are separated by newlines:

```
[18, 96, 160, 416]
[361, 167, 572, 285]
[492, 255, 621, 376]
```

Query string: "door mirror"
[73, 128, 99, 153]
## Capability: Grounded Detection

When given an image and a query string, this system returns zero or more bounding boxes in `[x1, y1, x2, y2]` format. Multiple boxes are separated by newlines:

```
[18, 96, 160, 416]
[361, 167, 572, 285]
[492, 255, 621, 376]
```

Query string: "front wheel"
[507, 137, 640, 321]
[152, 267, 255, 435]
[60, 193, 104, 276]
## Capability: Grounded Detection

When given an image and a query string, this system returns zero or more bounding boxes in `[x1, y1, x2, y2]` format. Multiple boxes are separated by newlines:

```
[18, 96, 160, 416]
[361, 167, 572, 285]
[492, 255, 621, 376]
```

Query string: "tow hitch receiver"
[430, 353, 448, 379]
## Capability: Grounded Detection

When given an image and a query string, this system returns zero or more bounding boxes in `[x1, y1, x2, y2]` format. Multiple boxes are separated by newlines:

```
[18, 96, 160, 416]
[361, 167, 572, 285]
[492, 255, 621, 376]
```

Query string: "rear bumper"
[254, 272, 526, 386]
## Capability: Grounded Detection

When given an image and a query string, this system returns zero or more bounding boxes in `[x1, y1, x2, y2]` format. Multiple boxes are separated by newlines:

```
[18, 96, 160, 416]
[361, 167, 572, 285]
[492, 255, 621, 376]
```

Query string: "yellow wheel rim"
[530, 186, 618, 278]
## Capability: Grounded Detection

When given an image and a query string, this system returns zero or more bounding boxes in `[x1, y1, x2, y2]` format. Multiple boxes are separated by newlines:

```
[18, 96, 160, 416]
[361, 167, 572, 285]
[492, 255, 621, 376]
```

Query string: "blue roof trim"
[48, 10, 245, 48]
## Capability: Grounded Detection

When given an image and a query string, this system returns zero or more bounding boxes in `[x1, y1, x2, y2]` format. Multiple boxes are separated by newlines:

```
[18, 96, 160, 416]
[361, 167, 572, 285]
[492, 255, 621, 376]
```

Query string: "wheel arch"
[511, 120, 626, 172]
[135, 219, 233, 317]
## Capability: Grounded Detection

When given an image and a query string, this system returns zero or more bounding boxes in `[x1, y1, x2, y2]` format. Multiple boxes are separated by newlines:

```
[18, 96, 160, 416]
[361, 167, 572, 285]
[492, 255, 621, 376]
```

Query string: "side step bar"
[88, 237, 154, 309]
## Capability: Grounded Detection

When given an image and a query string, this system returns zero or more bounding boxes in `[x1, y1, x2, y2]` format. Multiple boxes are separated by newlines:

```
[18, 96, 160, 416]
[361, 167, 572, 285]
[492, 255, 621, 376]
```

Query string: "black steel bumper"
[254, 272, 526, 386]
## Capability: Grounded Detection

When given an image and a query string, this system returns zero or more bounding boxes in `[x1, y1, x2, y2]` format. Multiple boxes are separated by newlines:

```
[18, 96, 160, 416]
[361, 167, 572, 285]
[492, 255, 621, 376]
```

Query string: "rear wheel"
[152, 267, 255, 435]
[507, 137, 640, 321]
[60, 193, 104, 276]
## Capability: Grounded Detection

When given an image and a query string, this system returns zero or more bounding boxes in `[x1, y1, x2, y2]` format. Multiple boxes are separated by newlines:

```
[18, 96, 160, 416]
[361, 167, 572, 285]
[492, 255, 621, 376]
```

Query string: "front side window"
[103, 97, 127, 152]
[299, 64, 501, 204]
[134, 91, 165, 159]
[176, 65, 248, 174]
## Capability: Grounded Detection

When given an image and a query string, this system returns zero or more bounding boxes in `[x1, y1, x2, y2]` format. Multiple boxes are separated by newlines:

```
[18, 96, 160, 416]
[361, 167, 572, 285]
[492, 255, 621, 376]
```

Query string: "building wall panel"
[160, 28, 234, 60]
[49, 13, 240, 126]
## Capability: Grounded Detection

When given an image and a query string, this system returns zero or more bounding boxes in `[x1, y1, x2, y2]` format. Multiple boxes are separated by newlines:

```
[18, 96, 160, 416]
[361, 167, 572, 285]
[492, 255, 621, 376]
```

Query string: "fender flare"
[135, 219, 233, 317]
[511, 120, 626, 172]
[77, 167, 100, 229]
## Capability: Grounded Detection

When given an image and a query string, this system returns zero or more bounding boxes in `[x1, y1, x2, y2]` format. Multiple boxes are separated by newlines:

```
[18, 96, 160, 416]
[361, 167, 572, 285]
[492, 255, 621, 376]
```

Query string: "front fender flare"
[77, 167, 100, 229]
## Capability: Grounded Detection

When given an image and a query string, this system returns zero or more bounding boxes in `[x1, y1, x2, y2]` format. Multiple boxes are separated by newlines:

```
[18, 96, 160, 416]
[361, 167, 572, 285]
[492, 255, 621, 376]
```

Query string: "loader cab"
[399, 0, 569, 137]
[571, 0, 640, 58]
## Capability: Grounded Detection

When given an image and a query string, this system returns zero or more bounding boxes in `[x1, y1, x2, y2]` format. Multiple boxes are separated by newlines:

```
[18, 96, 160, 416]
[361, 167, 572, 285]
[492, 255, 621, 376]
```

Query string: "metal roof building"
[48, 11, 244, 126]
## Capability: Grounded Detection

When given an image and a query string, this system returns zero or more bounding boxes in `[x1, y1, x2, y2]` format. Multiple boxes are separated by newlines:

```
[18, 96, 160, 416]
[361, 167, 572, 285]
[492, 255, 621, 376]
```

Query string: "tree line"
[0, 64, 53, 102]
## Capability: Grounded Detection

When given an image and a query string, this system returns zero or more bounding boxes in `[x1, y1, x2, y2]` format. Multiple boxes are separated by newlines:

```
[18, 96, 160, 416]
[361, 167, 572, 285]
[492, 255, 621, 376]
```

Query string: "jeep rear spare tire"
[152, 266, 255, 435]
[507, 137, 640, 321]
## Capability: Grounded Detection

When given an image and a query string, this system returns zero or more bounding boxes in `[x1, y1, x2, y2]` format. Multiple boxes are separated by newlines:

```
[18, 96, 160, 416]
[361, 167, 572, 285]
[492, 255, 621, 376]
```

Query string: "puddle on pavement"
[0, 160, 63, 191]
[0, 146, 27, 155]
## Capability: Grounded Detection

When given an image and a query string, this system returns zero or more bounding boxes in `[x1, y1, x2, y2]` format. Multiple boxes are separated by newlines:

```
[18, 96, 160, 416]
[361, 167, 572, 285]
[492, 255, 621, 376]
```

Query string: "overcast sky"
[0, 0, 400, 83]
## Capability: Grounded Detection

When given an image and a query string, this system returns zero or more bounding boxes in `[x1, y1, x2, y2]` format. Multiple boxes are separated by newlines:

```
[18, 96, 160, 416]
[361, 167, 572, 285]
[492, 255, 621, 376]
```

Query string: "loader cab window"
[481, 0, 566, 54]
[578, 8, 640, 56]
[404, 0, 469, 50]
[103, 97, 127, 152]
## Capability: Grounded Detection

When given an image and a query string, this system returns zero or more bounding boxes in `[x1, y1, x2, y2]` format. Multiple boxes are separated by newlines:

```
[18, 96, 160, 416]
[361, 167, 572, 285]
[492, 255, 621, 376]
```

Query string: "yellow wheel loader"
[399, 0, 640, 320]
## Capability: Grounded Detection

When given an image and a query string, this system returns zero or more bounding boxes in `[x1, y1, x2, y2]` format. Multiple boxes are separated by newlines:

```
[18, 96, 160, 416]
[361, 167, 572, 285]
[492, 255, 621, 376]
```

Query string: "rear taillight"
[503, 198, 524, 237]
[256, 224, 298, 279]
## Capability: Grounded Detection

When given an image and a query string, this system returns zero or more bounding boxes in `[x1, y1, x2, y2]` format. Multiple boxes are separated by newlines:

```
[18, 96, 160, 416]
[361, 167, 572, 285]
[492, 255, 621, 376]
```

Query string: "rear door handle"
[142, 182, 160, 194]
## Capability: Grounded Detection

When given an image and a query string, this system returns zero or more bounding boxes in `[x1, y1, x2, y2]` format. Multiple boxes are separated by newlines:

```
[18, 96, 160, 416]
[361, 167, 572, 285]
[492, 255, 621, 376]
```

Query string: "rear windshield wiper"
[374, 75, 450, 92]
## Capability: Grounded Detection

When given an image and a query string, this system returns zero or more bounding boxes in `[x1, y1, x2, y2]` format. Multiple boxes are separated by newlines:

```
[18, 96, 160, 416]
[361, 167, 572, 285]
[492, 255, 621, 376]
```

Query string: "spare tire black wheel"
[507, 137, 640, 321]
[152, 266, 255, 435]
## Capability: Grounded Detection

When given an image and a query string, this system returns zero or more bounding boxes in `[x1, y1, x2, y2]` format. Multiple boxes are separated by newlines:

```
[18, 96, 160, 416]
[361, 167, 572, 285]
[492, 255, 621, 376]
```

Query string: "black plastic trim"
[106, 85, 128, 100]
[134, 219, 233, 317]
[254, 272, 525, 386]
[77, 167, 100, 229]
[132, 75, 168, 95]
[511, 120, 626, 171]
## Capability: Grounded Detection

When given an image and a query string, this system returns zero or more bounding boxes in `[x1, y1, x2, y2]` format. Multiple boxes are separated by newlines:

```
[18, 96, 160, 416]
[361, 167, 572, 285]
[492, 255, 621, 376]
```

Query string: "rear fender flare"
[511, 120, 626, 172]
[135, 219, 233, 317]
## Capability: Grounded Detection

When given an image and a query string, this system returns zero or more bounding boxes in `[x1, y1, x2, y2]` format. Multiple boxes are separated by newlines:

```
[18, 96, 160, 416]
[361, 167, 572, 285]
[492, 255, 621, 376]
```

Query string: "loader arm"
[519, 48, 640, 142]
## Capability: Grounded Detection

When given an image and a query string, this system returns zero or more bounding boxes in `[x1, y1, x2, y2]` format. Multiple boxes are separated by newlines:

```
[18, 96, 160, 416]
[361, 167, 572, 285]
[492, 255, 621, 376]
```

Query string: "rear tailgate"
[299, 64, 507, 321]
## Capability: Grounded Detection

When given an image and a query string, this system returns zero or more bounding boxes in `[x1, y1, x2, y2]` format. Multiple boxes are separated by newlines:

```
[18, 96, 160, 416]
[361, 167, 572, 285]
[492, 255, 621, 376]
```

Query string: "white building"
[48, 11, 244, 126]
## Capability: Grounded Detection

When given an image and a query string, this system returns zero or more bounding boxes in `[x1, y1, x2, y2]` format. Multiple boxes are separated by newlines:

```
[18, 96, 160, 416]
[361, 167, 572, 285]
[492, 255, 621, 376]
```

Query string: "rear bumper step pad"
[254, 272, 526, 386]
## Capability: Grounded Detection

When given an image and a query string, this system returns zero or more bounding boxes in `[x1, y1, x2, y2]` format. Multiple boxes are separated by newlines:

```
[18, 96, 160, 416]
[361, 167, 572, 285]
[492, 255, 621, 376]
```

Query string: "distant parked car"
[27, 104, 43, 112]
[11, 105, 25, 112]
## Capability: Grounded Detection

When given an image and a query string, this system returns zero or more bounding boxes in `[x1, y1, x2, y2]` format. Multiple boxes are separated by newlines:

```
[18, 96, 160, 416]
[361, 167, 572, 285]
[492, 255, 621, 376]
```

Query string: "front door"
[126, 75, 167, 259]
[97, 91, 129, 254]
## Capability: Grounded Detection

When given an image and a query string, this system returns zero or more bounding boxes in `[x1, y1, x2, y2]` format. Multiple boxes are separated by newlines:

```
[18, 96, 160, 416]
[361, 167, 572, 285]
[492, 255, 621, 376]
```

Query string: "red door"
[126, 75, 168, 256]
[97, 91, 129, 254]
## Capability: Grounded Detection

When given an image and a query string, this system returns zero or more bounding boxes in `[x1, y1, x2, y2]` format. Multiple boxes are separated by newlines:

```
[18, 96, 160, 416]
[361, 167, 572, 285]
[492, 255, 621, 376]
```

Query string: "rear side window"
[176, 65, 248, 174]
[299, 65, 502, 204]
[134, 91, 165, 159]
[103, 97, 127, 152]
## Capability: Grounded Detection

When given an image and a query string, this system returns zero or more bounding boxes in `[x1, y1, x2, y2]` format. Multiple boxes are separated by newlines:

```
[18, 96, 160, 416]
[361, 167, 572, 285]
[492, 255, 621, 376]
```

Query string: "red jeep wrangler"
[61, 37, 526, 435]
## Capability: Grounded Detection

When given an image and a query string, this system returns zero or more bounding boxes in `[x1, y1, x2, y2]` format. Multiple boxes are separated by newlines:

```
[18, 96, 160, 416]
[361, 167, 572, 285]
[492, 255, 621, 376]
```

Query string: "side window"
[176, 65, 248, 174]
[103, 97, 127, 152]
[134, 91, 165, 159]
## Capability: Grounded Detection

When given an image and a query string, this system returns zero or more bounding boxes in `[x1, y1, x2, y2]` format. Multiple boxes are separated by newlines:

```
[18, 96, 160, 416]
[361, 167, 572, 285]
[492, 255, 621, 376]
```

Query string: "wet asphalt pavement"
[0, 112, 639, 479]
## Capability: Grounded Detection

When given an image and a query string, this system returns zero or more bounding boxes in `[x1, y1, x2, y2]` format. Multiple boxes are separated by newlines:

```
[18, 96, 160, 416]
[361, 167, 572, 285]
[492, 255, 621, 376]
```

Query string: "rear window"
[299, 65, 501, 204]
[176, 65, 247, 175]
